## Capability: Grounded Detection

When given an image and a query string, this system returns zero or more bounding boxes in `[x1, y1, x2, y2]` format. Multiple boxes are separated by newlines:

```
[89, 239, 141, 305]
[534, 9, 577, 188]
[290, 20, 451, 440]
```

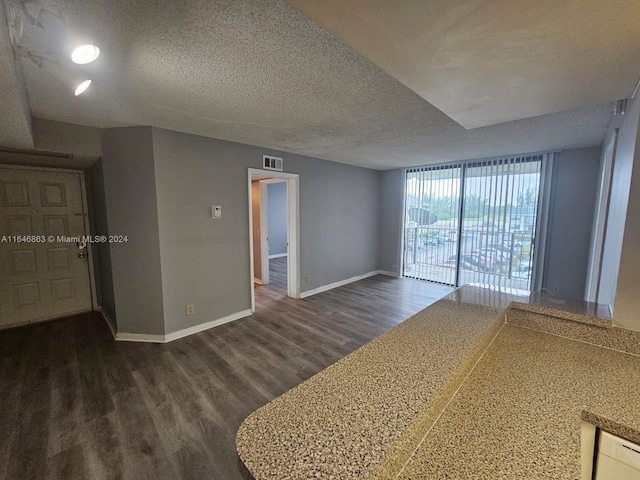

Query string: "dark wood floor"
[266, 256, 287, 292]
[0, 274, 452, 480]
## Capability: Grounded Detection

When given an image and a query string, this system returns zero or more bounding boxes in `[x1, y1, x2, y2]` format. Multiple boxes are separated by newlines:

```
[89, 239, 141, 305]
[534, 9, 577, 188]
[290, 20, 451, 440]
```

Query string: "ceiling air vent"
[263, 155, 283, 171]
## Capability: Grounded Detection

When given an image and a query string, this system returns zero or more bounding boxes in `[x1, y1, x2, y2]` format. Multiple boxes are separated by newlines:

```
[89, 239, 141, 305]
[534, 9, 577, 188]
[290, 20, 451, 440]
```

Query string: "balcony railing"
[403, 226, 534, 290]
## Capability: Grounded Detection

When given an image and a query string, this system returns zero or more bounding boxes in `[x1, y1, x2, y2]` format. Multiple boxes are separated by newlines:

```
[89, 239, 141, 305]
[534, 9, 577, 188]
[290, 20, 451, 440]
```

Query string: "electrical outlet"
[552, 286, 560, 295]
[305, 275, 311, 284]
[186, 304, 194, 315]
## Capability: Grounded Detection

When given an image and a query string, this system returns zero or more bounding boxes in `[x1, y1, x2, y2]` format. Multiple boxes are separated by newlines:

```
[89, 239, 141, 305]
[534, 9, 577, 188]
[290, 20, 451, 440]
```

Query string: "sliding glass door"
[403, 165, 462, 285]
[403, 155, 543, 291]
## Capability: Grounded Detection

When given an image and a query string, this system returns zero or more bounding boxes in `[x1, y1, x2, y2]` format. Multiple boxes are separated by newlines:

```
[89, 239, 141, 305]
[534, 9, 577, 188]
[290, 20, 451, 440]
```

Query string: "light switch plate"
[212, 205, 222, 218]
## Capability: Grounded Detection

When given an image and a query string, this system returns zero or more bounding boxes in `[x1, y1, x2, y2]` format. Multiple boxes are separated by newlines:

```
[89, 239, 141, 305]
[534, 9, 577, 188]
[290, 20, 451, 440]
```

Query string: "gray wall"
[378, 169, 404, 275]
[610, 95, 640, 331]
[32, 117, 102, 163]
[101, 127, 165, 335]
[27, 116, 640, 333]
[151, 127, 379, 335]
[267, 182, 287, 256]
[298, 149, 379, 290]
[542, 147, 602, 300]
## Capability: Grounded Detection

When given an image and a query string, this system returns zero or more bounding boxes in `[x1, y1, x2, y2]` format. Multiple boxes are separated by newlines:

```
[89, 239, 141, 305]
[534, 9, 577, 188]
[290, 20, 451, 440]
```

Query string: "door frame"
[259, 181, 270, 286]
[251, 180, 270, 285]
[247, 168, 300, 312]
[255, 177, 288, 285]
[0, 164, 98, 319]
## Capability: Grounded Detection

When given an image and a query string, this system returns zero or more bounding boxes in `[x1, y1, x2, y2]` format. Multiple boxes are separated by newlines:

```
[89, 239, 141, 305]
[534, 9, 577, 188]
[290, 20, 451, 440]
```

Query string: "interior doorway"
[257, 178, 288, 291]
[247, 168, 300, 312]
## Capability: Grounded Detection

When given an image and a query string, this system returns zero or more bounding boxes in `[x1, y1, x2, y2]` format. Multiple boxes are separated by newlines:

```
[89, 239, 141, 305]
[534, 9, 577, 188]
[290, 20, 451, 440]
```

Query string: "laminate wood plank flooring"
[267, 257, 287, 292]
[0, 275, 452, 480]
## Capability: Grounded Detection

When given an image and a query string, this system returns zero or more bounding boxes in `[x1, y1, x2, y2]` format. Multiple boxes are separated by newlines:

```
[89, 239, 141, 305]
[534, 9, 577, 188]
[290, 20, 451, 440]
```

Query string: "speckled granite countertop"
[397, 320, 640, 479]
[236, 285, 640, 479]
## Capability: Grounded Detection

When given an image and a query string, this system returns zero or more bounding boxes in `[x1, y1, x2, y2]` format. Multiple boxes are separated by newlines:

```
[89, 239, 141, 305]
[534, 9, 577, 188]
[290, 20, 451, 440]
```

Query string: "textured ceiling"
[0, 0, 622, 169]
[287, 0, 640, 129]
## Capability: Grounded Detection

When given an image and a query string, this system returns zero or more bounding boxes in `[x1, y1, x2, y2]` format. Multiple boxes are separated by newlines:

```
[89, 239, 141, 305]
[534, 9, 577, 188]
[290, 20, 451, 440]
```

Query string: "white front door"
[0, 166, 93, 328]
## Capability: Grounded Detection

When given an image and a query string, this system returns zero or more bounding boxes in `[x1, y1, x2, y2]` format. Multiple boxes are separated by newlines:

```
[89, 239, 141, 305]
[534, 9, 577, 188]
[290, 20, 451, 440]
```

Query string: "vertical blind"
[403, 155, 544, 291]
[404, 164, 462, 286]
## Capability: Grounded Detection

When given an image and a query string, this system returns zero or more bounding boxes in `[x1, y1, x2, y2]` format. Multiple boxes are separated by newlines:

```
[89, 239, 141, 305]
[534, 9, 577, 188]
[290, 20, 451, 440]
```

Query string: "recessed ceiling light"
[71, 44, 100, 64]
[32, 53, 93, 96]
[74, 79, 92, 96]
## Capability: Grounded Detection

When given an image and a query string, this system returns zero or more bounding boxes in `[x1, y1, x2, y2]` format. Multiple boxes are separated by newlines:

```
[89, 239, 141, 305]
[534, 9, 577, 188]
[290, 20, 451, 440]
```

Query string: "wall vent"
[263, 155, 283, 171]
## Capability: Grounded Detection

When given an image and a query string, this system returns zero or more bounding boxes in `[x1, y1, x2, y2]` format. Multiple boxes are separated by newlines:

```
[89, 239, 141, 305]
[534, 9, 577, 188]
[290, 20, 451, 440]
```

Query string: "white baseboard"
[300, 271, 380, 299]
[114, 309, 253, 343]
[268, 253, 288, 259]
[164, 309, 252, 342]
[116, 332, 166, 343]
[377, 270, 399, 277]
